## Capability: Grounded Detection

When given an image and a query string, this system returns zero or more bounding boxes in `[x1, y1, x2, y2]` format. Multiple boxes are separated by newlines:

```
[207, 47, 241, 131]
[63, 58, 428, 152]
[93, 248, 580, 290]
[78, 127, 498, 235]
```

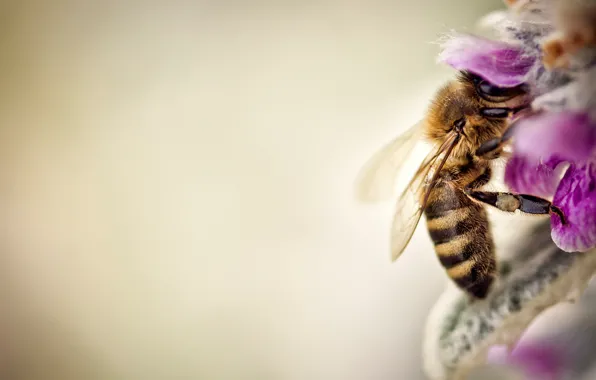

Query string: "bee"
[356, 71, 566, 299]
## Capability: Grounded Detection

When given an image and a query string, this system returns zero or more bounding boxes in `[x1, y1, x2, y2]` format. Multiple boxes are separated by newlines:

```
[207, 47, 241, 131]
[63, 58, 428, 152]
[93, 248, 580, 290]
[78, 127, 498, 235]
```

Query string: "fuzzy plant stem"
[422, 221, 596, 380]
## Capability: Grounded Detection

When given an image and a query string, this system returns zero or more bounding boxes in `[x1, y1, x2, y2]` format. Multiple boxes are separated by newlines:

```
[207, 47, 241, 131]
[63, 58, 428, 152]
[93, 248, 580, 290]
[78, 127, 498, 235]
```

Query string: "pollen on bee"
[495, 194, 521, 213]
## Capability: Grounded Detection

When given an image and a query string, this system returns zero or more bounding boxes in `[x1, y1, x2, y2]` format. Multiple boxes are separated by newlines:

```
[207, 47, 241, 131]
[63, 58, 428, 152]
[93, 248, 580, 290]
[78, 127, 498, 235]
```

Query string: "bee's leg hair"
[463, 189, 567, 225]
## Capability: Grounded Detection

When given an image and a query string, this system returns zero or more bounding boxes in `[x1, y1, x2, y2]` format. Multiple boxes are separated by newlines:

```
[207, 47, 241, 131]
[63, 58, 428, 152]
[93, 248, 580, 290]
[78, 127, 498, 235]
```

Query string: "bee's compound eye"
[476, 80, 527, 102]
[478, 81, 504, 98]
[454, 118, 466, 131]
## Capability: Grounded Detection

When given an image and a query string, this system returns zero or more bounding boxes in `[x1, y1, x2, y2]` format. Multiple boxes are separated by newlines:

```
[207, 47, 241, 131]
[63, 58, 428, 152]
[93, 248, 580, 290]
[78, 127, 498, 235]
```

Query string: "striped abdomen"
[424, 184, 496, 298]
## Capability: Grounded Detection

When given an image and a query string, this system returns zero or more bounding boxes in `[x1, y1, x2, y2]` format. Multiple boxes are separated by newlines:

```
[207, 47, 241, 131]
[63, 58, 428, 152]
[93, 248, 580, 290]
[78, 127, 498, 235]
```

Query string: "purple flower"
[504, 112, 596, 251]
[439, 32, 596, 253]
[504, 155, 563, 198]
[438, 34, 535, 87]
[550, 159, 596, 252]
[510, 343, 564, 380]
[505, 112, 596, 252]
[513, 112, 596, 163]
[487, 342, 565, 380]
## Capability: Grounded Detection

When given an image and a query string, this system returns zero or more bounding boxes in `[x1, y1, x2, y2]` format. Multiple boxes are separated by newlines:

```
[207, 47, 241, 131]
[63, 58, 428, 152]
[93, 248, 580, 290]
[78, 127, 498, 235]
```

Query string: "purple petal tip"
[551, 160, 596, 252]
[504, 155, 563, 198]
[438, 34, 535, 87]
[514, 111, 596, 163]
[509, 343, 565, 380]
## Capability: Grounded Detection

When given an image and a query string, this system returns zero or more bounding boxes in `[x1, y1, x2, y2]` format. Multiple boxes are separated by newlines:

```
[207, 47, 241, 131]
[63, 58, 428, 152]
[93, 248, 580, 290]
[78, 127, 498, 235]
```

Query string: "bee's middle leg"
[464, 189, 566, 224]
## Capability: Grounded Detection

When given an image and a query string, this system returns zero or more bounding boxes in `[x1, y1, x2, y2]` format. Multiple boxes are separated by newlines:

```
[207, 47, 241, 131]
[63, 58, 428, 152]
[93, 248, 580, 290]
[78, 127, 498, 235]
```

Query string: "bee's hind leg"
[464, 190, 567, 225]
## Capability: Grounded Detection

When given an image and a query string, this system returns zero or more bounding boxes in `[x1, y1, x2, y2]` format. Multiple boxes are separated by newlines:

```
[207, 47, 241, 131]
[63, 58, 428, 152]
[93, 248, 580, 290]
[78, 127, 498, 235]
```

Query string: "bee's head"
[424, 76, 510, 157]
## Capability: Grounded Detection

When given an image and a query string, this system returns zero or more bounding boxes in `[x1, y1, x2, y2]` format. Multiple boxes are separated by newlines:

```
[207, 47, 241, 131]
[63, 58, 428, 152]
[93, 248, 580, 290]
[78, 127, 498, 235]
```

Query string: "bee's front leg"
[474, 119, 519, 160]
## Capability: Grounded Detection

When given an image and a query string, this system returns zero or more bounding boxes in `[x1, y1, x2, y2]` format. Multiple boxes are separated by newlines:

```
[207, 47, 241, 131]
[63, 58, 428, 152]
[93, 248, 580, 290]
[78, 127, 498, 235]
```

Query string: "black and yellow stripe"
[424, 185, 495, 299]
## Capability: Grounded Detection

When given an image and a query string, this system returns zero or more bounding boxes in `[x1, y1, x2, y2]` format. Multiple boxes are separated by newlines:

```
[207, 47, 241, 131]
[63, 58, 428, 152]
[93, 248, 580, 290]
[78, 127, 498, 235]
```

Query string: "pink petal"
[504, 155, 563, 198]
[509, 342, 565, 380]
[438, 34, 535, 87]
[514, 111, 596, 162]
[486, 345, 509, 365]
[551, 160, 596, 252]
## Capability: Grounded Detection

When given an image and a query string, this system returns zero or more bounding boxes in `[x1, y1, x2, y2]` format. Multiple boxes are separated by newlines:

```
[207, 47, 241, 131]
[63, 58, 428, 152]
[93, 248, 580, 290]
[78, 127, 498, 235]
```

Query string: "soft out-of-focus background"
[0, 1, 505, 379]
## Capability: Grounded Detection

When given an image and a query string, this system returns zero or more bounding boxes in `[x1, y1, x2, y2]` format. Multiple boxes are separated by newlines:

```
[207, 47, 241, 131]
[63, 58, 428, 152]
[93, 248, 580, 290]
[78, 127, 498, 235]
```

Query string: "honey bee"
[356, 71, 566, 299]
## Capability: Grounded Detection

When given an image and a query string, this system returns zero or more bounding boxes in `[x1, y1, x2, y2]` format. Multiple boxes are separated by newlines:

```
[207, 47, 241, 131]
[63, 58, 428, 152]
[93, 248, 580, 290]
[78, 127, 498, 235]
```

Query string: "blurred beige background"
[0, 1, 503, 379]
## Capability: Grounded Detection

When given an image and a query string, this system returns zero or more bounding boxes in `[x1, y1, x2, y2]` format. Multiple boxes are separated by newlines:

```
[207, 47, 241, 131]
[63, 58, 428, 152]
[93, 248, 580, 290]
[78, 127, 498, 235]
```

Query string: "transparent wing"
[354, 120, 425, 203]
[390, 133, 460, 261]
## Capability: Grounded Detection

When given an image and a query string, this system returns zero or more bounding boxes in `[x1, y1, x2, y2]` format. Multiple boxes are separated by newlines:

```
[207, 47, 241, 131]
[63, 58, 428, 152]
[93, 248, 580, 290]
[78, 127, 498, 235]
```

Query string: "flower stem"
[423, 221, 596, 380]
